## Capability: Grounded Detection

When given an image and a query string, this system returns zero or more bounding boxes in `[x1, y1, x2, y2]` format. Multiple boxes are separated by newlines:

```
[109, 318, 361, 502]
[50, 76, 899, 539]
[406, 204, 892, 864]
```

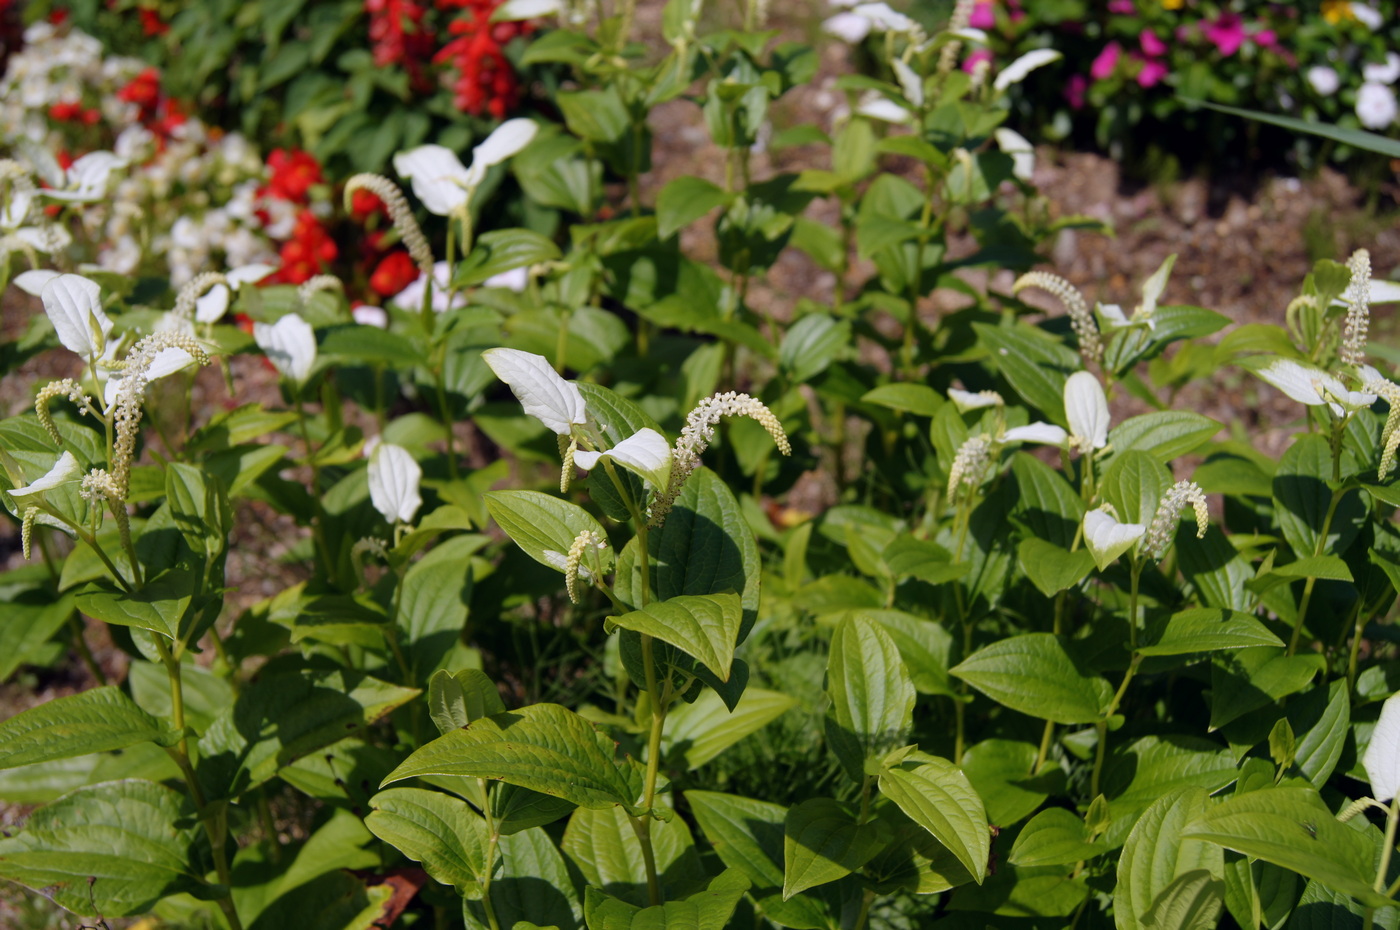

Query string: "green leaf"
[165, 462, 228, 557]
[881, 536, 969, 587]
[1011, 453, 1085, 550]
[1188, 98, 1400, 159]
[583, 868, 749, 930]
[1102, 737, 1240, 844]
[0, 779, 215, 916]
[400, 537, 480, 683]
[608, 593, 743, 682]
[247, 869, 394, 930]
[491, 783, 577, 836]
[428, 668, 506, 735]
[1101, 450, 1173, 524]
[1008, 808, 1105, 868]
[0, 589, 76, 681]
[861, 383, 943, 418]
[973, 322, 1079, 423]
[656, 176, 730, 239]
[1182, 786, 1387, 908]
[1108, 411, 1221, 464]
[825, 615, 915, 781]
[562, 801, 703, 907]
[453, 228, 562, 289]
[782, 798, 886, 899]
[663, 687, 796, 770]
[382, 703, 642, 811]
[366, 787, 489, 892]
[1017, 539, 1095, 598]
[1209, 648, 1324, 730]
[76, 565, 198, 640]
[878, 752, 990, 885]
[780, 314, 850, 383]
[1273, 434, 1364, 557]
[961, 739, 1058, 827]
[1114, 788, 1222, 930]
[951, 633, 1112, 725]
[1141, 870, 1226, 930]
[472, 826, 583, 930]
[318, 324, 422, 368]
[0, 687, 177, 769]
[1137, 608, 1285, 657]
[486, 490, 614, 577]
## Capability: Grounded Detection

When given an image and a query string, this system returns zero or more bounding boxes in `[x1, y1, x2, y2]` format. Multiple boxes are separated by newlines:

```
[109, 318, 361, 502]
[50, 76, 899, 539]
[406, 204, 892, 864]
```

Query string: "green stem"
[1288, 486, 1346, 655]
[69, 613, 106, 685]
[1128, 559, 1143, 653]
[1034, 719, 1055, 775]
[853, 888, 876, 930]
[1347, 599, 1367, 697]
[478, 778, 503, 930]
[1090, 654, 1143, 800]
[292, 394, 335, 586]
[1366, 797, 1400, 928]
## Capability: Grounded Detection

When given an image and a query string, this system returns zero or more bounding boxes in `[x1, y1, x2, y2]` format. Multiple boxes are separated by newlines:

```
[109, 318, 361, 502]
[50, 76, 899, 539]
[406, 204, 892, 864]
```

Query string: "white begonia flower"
[1065, 371, 1110, 452]
[368, 442, 422, 524]
[1351, 3, 1382, 30]
[573, 428, 674, 490]
[994, 128, 1035, 181]
[194, 263, 277, 324]
[253, 313, 317, 383]
[13, 269, 59, 295]
[948, 388, 1003, 412]
[1002, 422, 1069, 445]
[394, 120, 537, 217]
[993, 49, 1063, 93]
[1083, 508, 1146, 571]
[42, 151, 126, 203]
[482, 347, 587, 435]
[822, 12, 872, 43]
[41, 273, 112, 359]
[1357, 81, 1398, 129]
[8, 451, 83, 505]
[1307, 66, 1341, 96]
[1366, 692, 1400, 802]
[1252, 358, 1376, 417]
[1364, 52, 1400, 85]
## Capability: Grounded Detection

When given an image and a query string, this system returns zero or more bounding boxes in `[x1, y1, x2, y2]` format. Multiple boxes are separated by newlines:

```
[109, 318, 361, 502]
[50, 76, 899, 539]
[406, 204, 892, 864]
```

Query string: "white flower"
[1351, 3, 1382, 30]
[574, 428, 673, 490]
[1251, 358, 1376, 417]
[822, 12, 871, 42]
[194, 263, 276, 324]
[368, 442, 422, 524]
[42, 151, 126, 203]
[1065, 371, 1110, 452]
[1364, 52, 1400, 85]
[41, 273, 112, 359]
[1083, 508, 1146, 571]
[391, 261, 467, 313]
[7, 451, 82, 505]
[994, 128, 1035, 181]
[253, 313, 317, 383]
[483, 266, 530, 291]
[1307, 66, 1340, 96]
[394, 120, 537, 217]
[1002, 422, 1069, 445]
[13, 269, 59, 296]
[465, 118, 538, 189]
[856, 93, 913, 124]
[948, 388, 1003, 412]
[352, 305, 389, 328]
[1366, 693, 1400, 802]
[993, 49, 1062, 93]
[102, 347, 197, 407]
[850, 2, 917, 34]
[481, 347, 587, 435]
[494, 0, 564, 19]
[1357, 81, 1398, 129]
[891, 58, 925, 107]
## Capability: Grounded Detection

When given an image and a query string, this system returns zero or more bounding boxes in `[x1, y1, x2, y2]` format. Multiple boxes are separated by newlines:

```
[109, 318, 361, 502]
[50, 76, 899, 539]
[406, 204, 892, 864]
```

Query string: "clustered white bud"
[947, 433, 994, 500]
[173, 271, 228, 320]
[345, 174, 435, 276]
[108, 332, 211, 500]
[35, 378, 97, 447]
[561, 437, 578, 494]
[938, 0, 977, 75]
[564, 529, 607, 604]
[1340, 248, 1372, 367]
[1014, 271, 1102, 366]
[298, 274, 343, 307]
[1144, 480, 1209, 559]
[649, 392, 791, 526]
[1364, 378, 1400, 480]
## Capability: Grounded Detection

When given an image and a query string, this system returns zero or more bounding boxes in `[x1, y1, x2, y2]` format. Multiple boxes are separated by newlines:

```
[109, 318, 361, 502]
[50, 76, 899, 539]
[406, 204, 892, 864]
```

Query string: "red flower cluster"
[117, 67, 161, 114]
[434, 0, 532, 118]
[370, 250, 418, 296]
[366, 0, 435, 77]
[264, 148, 325, 204]
[139, 7, 169, 37]
[49, 101, 101, 124]
[271, 209, 339, 285]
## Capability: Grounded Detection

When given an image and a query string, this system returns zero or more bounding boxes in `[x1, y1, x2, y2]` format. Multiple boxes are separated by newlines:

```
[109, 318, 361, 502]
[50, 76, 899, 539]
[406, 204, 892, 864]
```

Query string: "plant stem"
[1288, 486, 1347, 655]
[1034, 719, 1055, 775]
[1128, 559, 1143, 653]
[69, 614, 105, 685]
[1090, 654, 1143, 800]
[292, 393, 335, 586]
[853, 888, 876, 930]
[477, 778, 503, 930]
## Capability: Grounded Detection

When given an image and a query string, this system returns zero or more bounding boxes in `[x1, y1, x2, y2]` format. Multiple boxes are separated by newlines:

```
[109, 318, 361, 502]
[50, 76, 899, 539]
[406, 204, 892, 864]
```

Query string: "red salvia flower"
[369, 250, 419, 296]
[264, 149, 325, 204]
[270, 210, 338, 284]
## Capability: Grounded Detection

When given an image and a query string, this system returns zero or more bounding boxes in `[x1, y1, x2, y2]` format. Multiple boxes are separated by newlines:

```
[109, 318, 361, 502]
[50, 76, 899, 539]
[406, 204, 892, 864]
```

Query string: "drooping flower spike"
[1014, 271, 1102, 366]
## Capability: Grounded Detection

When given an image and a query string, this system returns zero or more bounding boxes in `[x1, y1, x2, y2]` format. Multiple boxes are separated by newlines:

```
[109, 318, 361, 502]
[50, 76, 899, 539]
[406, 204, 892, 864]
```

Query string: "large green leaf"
[75, 565, 198, 640]
[382, 703, 643, 811]
[0, 779, 216, 916]
[0, 687, 177, 769]
[961, 739, 1058, 827]
[0, 587, 74, 681]
[428, 668, 506, 735]
[1114, 788, 1222, 930]
[1209, 648, 1324, 730]
[399, 536, 480, 683]
[782, 799, 885, 899]
[1017, 539, 1095, 599]
[951, 633, 1112, 725]
[1011, 453, 1085, 550]
[1183, 787, 1387, 908]
[656, 175, 730, 240]
[453, 228, 563, 289]
[247, 869, 395, 930]
[465, 826, 582, 930]
[972, 321, 1079, 423]
[1140, 870, 1225, 930]
[1188, 99, 1400, 159]
[583, 869, 750, 930]
[825, 615, 915, 782]
[1273, 434, 1364, 557]
[878, 752, 990, 885]
[1102, 737, 1238, 845]
[1137, 608, 1285, 657]
[608, 593, 742, 682]
[1101, 450, 1173, 524]
[485, 490, 614, 577]
[365, 787, 489, 893]
[662, 687, 796, 770]
[1008, 808, 1105, 868]
[1108, 412, 1221, 464]
[562, 802, 703, 907]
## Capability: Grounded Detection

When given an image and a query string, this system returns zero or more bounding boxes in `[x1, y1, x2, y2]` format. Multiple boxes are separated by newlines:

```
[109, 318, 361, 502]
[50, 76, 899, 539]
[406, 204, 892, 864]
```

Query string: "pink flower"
[1108, 0, 1135, 12]
[1066, 73, 1089, 109]
[969, 2, 995, 29]
[1140, 29, 1167, 57]
[1253, 28, 1278, 49]
[1136, 56, 1169, 87]
[1204, 13, 1246, 57]
[1090, 41, 1122, 80]
[963, 47, 994, 74]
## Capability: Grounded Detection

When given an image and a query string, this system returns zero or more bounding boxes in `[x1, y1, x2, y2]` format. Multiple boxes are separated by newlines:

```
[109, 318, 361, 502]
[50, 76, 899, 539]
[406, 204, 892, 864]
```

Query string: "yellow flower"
[1161, 0, 1184, 9]
[1322, 0, 1356, 23]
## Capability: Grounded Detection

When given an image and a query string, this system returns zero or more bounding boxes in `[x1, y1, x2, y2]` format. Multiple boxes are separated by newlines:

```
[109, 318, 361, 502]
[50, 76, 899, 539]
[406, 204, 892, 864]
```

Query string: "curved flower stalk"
[564, 529, 609, 604]
[297, 274, 343, 308]
[344, 173, 435, 275]
[1014, 271, 1102, 366]
[175, 264, 276, 324]
[1340, 248, 1372, 366]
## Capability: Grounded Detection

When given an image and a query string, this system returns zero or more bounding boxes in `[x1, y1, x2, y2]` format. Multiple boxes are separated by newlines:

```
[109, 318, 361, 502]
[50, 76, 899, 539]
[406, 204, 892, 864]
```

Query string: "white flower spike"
[253, 313, 317, 383]
[368, 442, 423, 524]
[482, 348, 587, 435]
[41, 273, 112, 359]
[574, 428, 673, 490]
[1083, 508, 1146, 571]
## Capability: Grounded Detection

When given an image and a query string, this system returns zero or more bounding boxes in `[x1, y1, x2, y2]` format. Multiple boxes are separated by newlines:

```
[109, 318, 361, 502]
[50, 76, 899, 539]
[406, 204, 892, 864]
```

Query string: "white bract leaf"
[856, 94, 913, 124]
[483, 266, 530, 291]
[493, 0, 563, 20]
[253, 313, 317, 383]
[104, 348, 196, 407]
[1097, 303, 1130, 329]
[8, 451, 83, 504]
[1366, 693, 1400, 802]
[1372, 280, 1400, 304]
[481, 347, 587, 435]
[948, 27, 988, 42]
[948, 388, 1002, 411]
[1138, 254, 1176, 320]
[891, 58, 925, 107]
[822, 12, 872, 42]
[41, 273, 112, 358]
[464, 119, 538, 189]
[195, 284, 230, 324]
[994, 128, 1034, 181]
[993, 49, 1062, 92]
[1002, 422, 1068, 445]
[1253, 358, 1345, 408]
[13, 269, 59, 295]
[1083, 509, 1146, 571]
[44, 151, 126, 202]
[393, 145, 471, 216]
[1, 186, 34, 229]
[573, 428, 673, 489]
[227, 263, 277, 288]
[851, 2, 917, 33]
[1065, 371, 1109, 451]
[353, 305, 389, 328]
[368, 442, 422, 524]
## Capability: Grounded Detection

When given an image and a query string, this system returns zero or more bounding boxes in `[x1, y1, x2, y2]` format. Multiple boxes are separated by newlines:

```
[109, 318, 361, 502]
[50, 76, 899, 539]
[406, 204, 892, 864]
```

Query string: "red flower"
[350, 188, 386, 220]
[264, 149, 325, 204]
[433, 0, 532, 117]
[49, 101, 83, 122]
[139, 8, 169, 36]
[117, 68, 162, 115]
[369, 250, 418, 296]
[270, 211, 338, 284]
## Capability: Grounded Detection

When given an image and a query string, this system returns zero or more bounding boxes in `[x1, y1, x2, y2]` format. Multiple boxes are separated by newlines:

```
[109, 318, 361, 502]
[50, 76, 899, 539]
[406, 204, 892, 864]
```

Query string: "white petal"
[368, 442, 422, 524]
[1003, 423, 1068, 445]
[1083, 509, 1146, 571]
[353, 305, 389, 328]
[1065, 371, 1109, 450]
[1372, 280, 1400, 304]
[104, 347, 197, 407]
[393, 145, 471, 216]
[994, 128, 1034, 181]
[856, 95, 913, 124]
[253, 313, 317, 383]
[493, 0, 563, 20]
[45, 151, 125, 202]
[13, 269, 59, 295]
[1367, 693, 1400, 802]
[852, 2, 916, 33]
[41, 273, 111, 357]
[948, 27, 988, 43]
[483, 266, 530, 291]
[1137, 254, 1176, 319]
[822, 12, 871, 42]
[1252, 358, 1337, 407]
[1, 186, 34, 228]
[993, 49, 1062, 92]
[1097, 303, 1130, 329]
[467, 119, 538, 181]
[10, 450, 82, 501]
[948, 388, 1002, 411]
[481, 347, 587, 435]
[226, 263, 277, 288]
[194, 284, 230, 324]
[891, 58, 924, 107]
[573, 428, 673, 489]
